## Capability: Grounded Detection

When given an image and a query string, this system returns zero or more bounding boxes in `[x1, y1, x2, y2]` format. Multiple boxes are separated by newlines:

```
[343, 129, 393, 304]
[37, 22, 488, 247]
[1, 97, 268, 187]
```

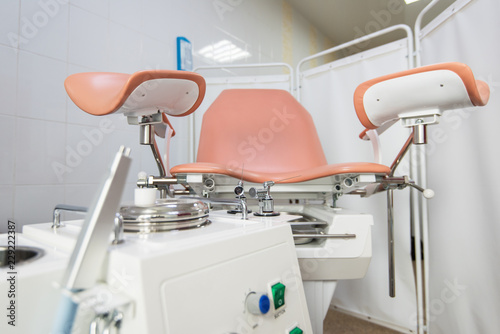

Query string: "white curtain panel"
[420, 0, 500, 333]
[299, 40, 417, 332]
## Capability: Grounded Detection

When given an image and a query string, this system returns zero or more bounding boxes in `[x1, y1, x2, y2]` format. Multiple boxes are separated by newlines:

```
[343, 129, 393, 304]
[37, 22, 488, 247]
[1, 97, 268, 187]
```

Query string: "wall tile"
[0, 186, 14, 233]
[70, 0, 109, 18]
[14, 184, 65, 227]
[0, 44, 18, 116]
[0, 115, 16, 185]
[68, 6, 109, 70]
[121, 182, 136, 204]
[141, 36, 172, 70]
[109, 0, 142, 30]
[65, 183, 100, 210]
[0, 1, 20, 48]
[19, 0, 69, 61]
[140, 0, 171, 43]
[107, 129, 143, 184]
[15, 118, 66, 185]
[64, 123, 115, 184]
[108, 22, 142, 73]
[17, 51, 67, 121]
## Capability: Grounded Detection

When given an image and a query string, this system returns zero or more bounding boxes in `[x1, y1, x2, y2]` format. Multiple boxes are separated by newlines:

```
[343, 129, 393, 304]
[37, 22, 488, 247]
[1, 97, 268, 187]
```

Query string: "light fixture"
[405, 0, 422, 4]
[198, 40, 251, 63]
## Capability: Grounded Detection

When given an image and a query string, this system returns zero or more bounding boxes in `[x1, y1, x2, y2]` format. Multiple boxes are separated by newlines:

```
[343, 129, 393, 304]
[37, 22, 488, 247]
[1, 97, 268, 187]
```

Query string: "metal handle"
[103, 310, 123, 334]
[293, 233, 356, 239]
[52, 204, 88, 229]
[112, 214, 125, 245]
[89, 310, 123, 334]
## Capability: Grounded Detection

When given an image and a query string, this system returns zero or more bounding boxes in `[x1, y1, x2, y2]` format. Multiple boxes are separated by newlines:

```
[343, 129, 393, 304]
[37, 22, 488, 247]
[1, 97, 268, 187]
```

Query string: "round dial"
[245, 292, 270, 315]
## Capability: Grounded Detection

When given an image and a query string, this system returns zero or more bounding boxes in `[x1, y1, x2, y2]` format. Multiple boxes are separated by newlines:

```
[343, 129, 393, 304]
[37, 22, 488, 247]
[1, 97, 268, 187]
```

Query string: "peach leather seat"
[170, 89, 391, 184]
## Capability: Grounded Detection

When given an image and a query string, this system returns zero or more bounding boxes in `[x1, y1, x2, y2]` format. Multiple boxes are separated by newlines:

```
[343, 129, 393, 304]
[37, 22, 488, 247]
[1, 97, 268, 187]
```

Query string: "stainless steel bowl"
[120, 198, 210, 233]
[0, 246, 45, 268]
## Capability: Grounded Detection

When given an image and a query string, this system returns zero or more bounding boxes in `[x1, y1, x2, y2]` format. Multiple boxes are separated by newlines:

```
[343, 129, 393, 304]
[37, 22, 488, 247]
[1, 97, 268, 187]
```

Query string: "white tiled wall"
[0, 0, 331, 232]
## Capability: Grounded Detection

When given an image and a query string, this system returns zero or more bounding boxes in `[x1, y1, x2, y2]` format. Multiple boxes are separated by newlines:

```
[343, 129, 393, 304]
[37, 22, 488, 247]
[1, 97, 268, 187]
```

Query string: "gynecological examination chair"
[169, 61, 489, 332]
[63, 61, 489, 333]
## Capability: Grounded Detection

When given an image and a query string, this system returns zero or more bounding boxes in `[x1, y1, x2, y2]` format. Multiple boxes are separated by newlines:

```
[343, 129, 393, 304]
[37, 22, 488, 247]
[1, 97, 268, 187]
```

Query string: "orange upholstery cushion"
[171, 89, 390, 182]
[65, 70, 206, 117]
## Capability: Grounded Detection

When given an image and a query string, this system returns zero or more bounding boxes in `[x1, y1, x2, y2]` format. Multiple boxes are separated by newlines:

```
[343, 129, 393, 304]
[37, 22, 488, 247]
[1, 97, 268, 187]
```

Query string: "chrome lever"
[407, 182, 435, 199]
[382, 176, 434, 199]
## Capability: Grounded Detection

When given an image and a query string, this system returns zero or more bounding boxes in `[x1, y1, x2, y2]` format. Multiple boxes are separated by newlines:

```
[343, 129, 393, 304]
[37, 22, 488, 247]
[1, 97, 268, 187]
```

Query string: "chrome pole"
[387, 188, 396, 297]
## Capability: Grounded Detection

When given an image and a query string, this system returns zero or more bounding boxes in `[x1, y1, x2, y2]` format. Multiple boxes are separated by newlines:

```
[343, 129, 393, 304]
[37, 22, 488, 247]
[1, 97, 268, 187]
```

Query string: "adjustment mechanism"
[227, 180, 251, 219]
[249, 181, 280, 217]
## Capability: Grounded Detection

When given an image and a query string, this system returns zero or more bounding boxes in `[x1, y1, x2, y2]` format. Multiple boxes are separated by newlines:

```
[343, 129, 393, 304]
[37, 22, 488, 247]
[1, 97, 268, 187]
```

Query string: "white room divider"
[417, 0, 500, 333]
[297, 26, 417, 332]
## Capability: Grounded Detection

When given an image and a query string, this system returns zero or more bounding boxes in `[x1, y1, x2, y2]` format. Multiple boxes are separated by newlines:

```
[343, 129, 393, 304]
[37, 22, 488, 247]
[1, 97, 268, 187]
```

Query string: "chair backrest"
[196, 89, 328, 174]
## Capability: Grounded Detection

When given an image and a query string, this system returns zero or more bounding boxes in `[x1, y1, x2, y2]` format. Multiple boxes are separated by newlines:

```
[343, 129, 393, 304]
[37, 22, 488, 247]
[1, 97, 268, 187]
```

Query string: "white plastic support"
[163, 125, 174, 177]
[302, 281, 337, 334]
[365, 129, 382, 164]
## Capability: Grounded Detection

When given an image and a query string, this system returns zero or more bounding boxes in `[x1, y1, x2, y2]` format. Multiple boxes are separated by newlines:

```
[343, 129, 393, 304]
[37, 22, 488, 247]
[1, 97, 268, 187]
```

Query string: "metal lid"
[120, 198, 210, 233]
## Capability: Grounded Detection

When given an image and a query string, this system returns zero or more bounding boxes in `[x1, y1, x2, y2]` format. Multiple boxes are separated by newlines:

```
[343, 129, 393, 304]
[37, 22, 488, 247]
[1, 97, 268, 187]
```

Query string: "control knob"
[245, 292, 270, 315]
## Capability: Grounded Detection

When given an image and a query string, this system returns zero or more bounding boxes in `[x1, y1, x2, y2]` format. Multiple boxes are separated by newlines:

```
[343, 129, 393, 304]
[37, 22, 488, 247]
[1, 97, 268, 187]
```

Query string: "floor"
[323, 308, 401, 334]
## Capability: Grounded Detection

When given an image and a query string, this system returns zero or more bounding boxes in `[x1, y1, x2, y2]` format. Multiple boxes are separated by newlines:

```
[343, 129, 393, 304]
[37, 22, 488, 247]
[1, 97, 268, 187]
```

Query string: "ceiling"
[285, 0, 455, 50]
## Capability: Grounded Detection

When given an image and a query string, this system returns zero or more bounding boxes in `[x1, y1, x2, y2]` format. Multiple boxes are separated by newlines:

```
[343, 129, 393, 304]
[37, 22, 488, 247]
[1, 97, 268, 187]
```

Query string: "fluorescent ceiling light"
[405, 0, 422, 4]
[198, 40, 251, 63]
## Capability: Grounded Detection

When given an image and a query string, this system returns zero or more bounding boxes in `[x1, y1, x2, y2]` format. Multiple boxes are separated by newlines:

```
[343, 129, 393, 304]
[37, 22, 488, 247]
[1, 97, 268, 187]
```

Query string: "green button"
[289, 327, 303, 334]
[271, 282, 286, 309]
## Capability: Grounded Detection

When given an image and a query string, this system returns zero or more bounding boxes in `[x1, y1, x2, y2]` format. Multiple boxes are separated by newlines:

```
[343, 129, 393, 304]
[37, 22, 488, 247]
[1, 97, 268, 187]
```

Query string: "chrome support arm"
[140, 123, 169, 198]
[390, 132, 414, 176]
[136, 174, 178, 198]
[387, 188, 396, 298]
